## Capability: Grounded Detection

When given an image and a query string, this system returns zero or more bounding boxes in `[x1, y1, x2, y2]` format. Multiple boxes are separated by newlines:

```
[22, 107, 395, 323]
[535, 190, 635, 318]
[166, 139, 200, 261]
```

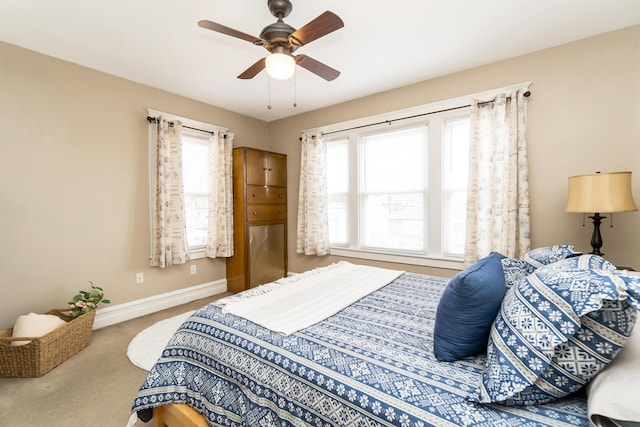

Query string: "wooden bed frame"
[153, 404, 209, 427]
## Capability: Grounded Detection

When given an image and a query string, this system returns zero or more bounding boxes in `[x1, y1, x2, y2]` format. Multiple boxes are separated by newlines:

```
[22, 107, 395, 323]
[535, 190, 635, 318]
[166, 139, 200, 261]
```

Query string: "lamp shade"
[265, 53, 296, 80]
[566, 171, 638, 213]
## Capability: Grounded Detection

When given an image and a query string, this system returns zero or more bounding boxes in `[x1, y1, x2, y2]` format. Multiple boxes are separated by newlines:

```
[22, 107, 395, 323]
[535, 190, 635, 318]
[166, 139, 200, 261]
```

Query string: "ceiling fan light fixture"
[265, 53, 296, 80]
[198, 1, 343, 82]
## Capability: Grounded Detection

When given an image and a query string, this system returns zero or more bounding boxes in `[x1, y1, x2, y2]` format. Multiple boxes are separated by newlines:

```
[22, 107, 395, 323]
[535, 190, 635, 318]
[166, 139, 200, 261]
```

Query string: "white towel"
[222, 262, 404, 335]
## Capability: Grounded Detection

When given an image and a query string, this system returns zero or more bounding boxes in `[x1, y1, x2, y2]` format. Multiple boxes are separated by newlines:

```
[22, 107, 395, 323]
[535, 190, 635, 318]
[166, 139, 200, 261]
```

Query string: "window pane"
[360, 126, 426, 252]
[362, 127, 425, 192]
[328, 194, 348, 245]
[327, 139, 349, 245]
[182, 136, 209, 194]
[182, 135, 210, 249]
[442, 118, 470, 256]
[445, 118, 470, 189]
[327, 139, 348, 193]
[184, 195, 208, 247]
[361, 193, 423, 251]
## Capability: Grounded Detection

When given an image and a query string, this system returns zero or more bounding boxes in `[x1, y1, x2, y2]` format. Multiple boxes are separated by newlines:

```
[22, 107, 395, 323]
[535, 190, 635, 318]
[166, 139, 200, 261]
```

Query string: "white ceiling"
[1, 0, 640, 122]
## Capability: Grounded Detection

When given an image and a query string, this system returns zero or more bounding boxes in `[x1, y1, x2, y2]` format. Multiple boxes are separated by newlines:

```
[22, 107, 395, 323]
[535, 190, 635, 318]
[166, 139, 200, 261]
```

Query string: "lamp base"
[588, 213, 606, 256]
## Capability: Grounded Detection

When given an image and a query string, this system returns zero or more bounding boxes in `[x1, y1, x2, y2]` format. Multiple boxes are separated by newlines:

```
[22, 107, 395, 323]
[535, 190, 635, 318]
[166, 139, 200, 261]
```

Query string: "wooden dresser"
[226, 147, 287, 293]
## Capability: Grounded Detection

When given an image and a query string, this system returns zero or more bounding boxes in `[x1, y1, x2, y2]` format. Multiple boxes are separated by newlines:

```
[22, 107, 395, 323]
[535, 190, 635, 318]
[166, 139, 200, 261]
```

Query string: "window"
[182, 130, 211, 251]
[325, 105, 470, 268]
[327, 139, 349, 245]
[360, 126, 427, 252]
[442, 117, 470, 256]
[147, 109, 227, 259]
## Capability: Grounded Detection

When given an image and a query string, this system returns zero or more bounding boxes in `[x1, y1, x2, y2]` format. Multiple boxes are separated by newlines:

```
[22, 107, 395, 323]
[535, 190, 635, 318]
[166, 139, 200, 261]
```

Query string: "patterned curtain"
[205, 131, 234, 258]
[150, 118, 189, 267]
[464, 87, 531, 264]
[296, 131, 330, 256]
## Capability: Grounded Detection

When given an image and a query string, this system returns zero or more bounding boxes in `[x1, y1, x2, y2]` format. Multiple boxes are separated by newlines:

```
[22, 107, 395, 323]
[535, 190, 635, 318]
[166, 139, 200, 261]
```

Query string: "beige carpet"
[0, 293, 229, 427]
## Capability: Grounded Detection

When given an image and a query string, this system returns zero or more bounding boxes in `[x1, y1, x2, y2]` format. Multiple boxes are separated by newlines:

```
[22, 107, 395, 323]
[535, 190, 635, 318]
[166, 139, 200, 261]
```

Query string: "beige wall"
[2, 25, 639, 329]
[0, 42, 269, 328]
[269, 25, 640, 277]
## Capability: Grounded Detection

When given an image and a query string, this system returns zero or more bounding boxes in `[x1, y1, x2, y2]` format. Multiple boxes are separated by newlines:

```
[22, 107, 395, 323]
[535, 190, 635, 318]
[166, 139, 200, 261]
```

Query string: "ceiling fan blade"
[237, 58, 266, 79]
[295, 55, 340, 81]
[289, 11, 344, 47]
[198, 20, 264, 45]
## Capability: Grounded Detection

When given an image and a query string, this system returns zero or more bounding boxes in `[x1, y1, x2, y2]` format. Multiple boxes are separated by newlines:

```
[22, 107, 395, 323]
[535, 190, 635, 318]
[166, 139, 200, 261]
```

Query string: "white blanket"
[222, 262, 404, 335]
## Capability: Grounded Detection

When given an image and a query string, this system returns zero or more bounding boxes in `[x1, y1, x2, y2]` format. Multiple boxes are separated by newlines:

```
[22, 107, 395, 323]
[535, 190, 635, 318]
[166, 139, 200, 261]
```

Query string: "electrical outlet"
[190, 265, 197, 275]
[136, 272, 144, 284]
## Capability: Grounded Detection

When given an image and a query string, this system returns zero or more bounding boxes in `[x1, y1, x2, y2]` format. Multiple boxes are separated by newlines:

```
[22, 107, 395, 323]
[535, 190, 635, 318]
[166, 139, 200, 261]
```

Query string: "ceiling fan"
[198, 0, 344, 81]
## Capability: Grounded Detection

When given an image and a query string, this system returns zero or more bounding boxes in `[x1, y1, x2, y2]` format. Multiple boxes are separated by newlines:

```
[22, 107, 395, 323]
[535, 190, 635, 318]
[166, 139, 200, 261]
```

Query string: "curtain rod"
[303, 91, 531, 139]
[146, 116, 226, 137]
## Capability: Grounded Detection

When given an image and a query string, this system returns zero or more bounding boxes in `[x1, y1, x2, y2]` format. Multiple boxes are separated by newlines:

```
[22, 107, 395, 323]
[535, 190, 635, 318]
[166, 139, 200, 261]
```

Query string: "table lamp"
[565, 171, 637, 256]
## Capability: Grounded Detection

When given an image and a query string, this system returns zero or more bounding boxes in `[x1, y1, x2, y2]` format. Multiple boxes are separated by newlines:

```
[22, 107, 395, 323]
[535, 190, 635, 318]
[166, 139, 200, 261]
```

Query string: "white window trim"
[147, 108, 227, 260]
[330, 248, 464, 270]
[311, 83, 531, 271]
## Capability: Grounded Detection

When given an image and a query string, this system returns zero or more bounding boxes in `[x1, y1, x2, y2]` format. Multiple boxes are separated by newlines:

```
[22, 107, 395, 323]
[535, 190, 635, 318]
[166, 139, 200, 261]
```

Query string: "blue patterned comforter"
[131, 272, 589, 426]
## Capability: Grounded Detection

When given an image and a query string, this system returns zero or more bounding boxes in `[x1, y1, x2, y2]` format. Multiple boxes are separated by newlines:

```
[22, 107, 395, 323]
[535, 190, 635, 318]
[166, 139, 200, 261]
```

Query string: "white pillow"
[11, 312, 67, 346]
[587, 315, 640, 427]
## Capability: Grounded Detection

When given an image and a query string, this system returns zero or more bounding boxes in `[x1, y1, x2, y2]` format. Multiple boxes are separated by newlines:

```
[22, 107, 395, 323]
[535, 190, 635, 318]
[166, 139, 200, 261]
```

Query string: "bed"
[127, 256, 634, 427]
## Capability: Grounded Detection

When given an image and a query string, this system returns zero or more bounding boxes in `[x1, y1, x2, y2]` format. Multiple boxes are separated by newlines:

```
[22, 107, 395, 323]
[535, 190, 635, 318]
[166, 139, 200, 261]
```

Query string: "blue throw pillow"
[433, 252, 506, 362]
[471, 266, 638, 406]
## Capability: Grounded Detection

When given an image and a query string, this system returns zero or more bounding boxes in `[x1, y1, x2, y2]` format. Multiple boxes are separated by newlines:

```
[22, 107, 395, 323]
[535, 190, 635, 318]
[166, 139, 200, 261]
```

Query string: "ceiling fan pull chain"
[267, 77, 273, 110]
[293, 73, 297, 108]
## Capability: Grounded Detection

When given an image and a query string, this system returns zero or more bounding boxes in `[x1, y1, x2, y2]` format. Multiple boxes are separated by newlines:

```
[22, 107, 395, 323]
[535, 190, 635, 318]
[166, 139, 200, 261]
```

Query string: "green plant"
[68, 282, 110, 318]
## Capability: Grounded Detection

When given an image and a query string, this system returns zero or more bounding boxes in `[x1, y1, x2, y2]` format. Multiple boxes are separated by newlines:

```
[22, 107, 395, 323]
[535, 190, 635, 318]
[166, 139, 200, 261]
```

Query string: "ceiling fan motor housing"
[260, 21, 296, 50]
[268, 0, 292, 19]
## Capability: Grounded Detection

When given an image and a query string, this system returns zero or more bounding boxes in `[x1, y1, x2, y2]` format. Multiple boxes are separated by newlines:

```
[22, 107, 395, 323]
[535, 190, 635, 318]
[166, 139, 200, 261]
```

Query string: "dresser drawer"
[247, 204, 287, 222]
[247, 185, 287, 204]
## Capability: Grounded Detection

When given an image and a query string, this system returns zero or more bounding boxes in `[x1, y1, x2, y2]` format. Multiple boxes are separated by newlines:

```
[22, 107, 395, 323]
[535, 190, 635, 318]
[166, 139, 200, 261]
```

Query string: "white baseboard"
[93, 279, 227, 329]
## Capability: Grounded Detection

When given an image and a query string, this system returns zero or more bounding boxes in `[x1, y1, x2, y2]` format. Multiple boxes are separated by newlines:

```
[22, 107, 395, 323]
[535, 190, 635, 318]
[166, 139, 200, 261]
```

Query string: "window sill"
[188, 247, 206, 260]
[329, 248, 464, 271]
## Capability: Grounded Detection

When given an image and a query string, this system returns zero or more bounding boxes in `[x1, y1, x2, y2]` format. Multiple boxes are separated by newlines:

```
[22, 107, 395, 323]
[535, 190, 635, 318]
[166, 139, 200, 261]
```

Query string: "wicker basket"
[0, 309, 95, 378]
